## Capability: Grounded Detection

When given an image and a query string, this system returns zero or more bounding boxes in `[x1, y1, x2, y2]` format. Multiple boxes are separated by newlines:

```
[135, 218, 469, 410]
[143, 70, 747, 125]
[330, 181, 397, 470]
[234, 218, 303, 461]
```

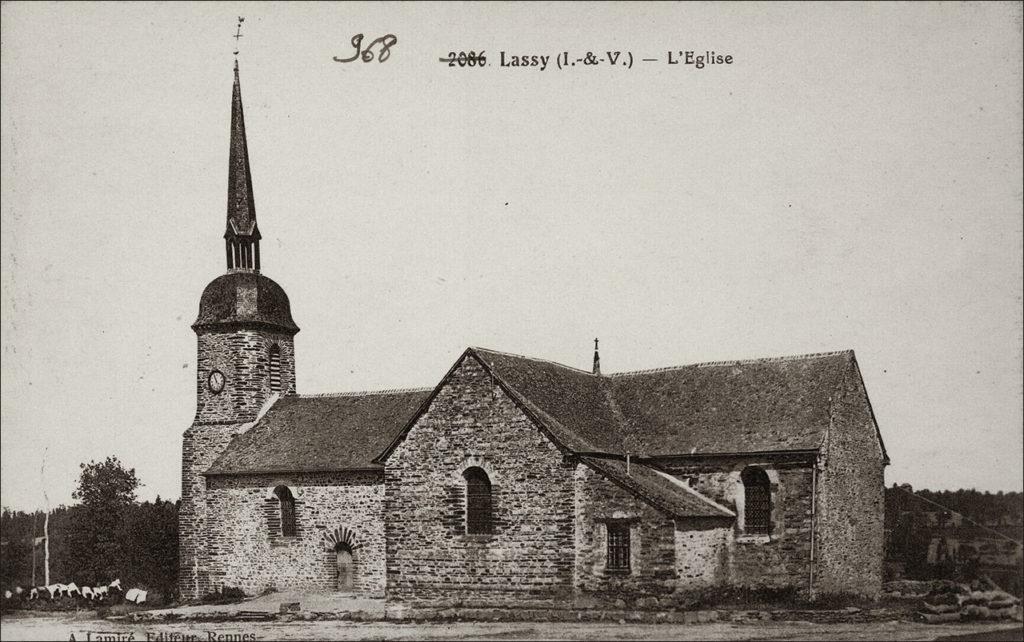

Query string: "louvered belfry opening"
[742, 466, 772, 535]
[268, 344, 282, 391]
[274, 485, 296, 536]
[226, 239, 261, 271]
[463, 467, 493, 534]
[607, 522, 631, 571]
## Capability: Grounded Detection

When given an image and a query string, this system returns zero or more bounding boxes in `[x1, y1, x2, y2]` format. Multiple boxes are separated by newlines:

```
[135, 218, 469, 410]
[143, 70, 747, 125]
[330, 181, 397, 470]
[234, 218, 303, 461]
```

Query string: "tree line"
[908, 488, 1023, 526]
[0, 457, 178, 600]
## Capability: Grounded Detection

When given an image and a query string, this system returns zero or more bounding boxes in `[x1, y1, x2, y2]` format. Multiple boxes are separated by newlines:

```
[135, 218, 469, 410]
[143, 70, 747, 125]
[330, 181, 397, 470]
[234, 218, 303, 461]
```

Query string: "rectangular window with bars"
[606, 522, 631, 572]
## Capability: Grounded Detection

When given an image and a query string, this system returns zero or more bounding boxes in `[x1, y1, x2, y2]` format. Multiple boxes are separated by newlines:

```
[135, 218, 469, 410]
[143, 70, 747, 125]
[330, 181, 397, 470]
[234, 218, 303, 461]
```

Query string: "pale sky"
[2, 2, 1021, 511]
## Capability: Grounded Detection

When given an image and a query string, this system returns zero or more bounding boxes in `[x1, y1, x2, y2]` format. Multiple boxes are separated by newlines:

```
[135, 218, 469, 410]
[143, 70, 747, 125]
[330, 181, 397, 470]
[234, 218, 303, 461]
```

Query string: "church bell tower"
[180, 61, 299, 600]
[192, 60, 299, 423]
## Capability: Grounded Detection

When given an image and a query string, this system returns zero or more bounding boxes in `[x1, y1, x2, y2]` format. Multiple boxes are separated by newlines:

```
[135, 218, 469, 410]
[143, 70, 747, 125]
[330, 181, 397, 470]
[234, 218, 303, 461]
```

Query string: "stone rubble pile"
[917, 580, 1022, 624]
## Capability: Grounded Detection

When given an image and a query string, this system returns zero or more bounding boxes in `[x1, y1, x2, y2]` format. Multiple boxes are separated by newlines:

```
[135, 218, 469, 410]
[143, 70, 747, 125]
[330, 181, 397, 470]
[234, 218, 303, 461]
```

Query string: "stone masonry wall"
[660, 456, 816, 590]
[195, 328, 295, 425]
[180, 326, 297, 601]
[574, 464, 732, 608]
[815, 361, 885, 596]
[673, 519, 732, 589]
[203, 471, 386, 597]
[573, 463, 679, 607]
[179, 421, 248, 600]
[384, 355, 576, 607]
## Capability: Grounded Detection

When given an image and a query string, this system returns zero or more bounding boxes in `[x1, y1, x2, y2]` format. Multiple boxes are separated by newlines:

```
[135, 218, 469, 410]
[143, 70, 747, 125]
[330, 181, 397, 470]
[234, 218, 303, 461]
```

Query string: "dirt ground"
[1, 611, 1021, 641]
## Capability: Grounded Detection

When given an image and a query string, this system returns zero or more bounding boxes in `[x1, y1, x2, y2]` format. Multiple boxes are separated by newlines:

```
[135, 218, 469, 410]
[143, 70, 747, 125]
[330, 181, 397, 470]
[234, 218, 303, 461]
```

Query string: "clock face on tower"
[207, 369, 226, 394]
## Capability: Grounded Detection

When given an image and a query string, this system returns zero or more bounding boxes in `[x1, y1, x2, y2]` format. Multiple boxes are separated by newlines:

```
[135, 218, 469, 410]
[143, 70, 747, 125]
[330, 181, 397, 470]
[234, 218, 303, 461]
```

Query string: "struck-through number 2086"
[440, 51, 487, 67]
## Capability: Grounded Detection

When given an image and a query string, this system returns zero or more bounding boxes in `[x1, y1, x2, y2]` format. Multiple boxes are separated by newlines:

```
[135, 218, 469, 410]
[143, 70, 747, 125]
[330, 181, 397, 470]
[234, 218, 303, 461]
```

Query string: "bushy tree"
[66, 457, 140, 585]
[72, 456, 140, 507]
[121, 497, 178, 597]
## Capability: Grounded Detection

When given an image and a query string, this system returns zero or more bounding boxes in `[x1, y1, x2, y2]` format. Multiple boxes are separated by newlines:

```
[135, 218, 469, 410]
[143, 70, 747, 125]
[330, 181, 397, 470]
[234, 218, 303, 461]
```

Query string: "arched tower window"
[273, 485, 296, 536]
[741, 466, 771, 535]
[269, 344, 282, 392]
[463, 467, 493, 534]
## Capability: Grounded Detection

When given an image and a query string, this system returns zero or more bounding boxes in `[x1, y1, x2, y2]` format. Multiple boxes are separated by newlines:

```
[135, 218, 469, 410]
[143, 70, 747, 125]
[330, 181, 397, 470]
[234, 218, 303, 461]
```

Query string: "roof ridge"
[609, 349, 854, 377]
[599, 378, 634, 453]
[471, 346, 599, 377]
[297, 387, 433, 398]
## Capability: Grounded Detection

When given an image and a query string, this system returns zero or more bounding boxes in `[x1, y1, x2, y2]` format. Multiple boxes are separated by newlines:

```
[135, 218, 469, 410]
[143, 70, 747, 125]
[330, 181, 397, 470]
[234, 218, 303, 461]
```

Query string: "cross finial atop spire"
[233, 16, 244, 57]
[593, 338, 601, 375]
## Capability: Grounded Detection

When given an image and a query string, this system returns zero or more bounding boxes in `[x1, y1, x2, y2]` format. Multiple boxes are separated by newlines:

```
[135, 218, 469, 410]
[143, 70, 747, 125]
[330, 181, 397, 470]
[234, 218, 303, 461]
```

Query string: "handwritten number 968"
[334, 33, 398, 64]
[441, 51, 487, 67]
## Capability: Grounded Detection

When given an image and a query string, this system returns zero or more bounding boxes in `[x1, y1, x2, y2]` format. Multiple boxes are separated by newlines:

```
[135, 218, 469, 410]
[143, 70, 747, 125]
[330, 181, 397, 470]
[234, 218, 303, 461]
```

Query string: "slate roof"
[608, 352, 852, 455]
[580, 456, 734, 519]
[205, 388, 431, 475]
[193, 272, 299, 333]
[225, 60, 259, 240]
[471, 348, 623, 453]
[471, 347, 855, 457]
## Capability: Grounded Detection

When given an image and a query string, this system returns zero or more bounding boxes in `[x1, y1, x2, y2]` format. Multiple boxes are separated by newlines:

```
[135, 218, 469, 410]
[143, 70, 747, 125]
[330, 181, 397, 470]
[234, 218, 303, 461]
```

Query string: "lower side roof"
[580, 456, 735, 519]
[205, 389, 432, 475]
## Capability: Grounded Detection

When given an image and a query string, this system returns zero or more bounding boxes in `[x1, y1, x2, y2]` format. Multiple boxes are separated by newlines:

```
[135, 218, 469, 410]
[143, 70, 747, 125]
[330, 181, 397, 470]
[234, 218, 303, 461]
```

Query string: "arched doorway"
[335, 542, 354, 591]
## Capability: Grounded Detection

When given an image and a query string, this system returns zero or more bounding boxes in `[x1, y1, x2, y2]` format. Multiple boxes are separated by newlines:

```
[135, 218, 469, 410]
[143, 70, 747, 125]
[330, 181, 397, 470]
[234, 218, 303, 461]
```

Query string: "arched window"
[269, 345, 282, 392]
[741, 467, 771, 535]
[273, 485, 296, 536]
[463, 467, 493, 534]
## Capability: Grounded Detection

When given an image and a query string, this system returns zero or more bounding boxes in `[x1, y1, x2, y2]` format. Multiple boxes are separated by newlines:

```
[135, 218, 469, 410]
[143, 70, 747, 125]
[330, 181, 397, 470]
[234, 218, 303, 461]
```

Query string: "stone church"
[179, 63, 889, 609]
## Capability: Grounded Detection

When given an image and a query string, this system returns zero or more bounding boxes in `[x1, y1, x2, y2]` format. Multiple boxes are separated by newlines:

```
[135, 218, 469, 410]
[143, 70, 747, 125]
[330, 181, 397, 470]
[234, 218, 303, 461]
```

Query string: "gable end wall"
[384, 355, 576, 607]
[815, 362, 885, 596]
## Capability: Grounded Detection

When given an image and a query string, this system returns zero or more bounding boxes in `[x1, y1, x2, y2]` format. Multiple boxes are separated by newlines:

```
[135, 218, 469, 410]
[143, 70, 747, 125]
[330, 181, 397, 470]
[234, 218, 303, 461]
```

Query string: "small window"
[742, 466, 771, 535]
[274, 485, 296, 536]
[269, 345, 282, 392]
[607, 522, 631, 571]
[463, 467, 493, 534]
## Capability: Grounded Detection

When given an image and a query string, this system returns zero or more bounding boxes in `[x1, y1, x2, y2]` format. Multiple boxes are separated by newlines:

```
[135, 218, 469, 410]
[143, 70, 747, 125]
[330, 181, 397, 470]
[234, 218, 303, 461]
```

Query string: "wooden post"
[43, 513, 49, 586]
[41, 447, 50, 586]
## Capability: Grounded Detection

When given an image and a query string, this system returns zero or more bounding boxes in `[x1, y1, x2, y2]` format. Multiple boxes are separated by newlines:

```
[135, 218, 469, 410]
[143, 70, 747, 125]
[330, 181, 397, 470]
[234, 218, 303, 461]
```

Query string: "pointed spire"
[593, 338, 601, 375]
[224, 60, 261, 272]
